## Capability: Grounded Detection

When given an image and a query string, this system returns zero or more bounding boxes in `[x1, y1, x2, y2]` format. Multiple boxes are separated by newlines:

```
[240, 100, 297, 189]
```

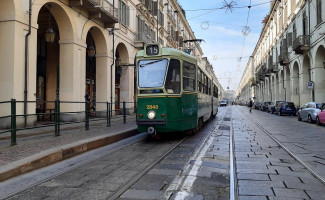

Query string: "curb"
[0, 128, 138, 182]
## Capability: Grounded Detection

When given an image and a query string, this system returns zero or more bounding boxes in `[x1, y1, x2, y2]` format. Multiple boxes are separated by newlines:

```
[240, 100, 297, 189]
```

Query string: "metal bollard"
[85, 100, 89, 130]
[106, 102, 109, 127]
[108, 102, 111, 127]
[54, 100, 61, 137]
[123, 101, 126, 124]
[11, 99, 17, 146]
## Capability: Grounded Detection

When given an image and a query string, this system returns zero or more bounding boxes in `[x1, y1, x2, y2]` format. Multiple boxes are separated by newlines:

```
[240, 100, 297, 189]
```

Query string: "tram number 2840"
[146, 105, 159, 109]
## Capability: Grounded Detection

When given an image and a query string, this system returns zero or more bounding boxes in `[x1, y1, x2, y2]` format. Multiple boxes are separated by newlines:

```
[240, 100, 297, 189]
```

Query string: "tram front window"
[138, 59, 168, 88]
[165, 59, 180, 94]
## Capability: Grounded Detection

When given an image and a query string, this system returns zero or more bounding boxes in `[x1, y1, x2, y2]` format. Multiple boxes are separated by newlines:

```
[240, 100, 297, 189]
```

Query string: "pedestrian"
[249, 99, 253, 113]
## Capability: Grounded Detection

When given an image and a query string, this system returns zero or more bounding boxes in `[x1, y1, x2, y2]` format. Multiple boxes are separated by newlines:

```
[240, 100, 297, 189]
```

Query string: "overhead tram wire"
[239, 0, 252, 65]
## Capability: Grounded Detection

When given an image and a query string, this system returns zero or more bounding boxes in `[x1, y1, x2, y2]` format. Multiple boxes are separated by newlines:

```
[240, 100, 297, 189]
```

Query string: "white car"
[297, 102, 322, 123]
[220, 100, 227, 107]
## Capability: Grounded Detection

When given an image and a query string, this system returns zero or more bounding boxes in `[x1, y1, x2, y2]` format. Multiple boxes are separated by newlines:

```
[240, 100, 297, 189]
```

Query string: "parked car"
[220, 100, 227, 107]
[268, 101, 283, 114]
[260, 102, 271, 112]
[275, 101, 296, 116]
[316, 103, 325, 125]
[298, 102, 323, 123]
[253, 102, 261, 110]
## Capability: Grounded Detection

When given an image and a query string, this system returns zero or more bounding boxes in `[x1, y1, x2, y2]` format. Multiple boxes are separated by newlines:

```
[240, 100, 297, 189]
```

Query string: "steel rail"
[239, 107, 325, 185]
[108, 136, 188, 200]
[229, 108, 238, 200]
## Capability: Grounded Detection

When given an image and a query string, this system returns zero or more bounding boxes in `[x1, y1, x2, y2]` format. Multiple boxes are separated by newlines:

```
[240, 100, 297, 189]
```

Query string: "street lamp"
[87, 44, 96, 57]
[45, 4, 56, 43]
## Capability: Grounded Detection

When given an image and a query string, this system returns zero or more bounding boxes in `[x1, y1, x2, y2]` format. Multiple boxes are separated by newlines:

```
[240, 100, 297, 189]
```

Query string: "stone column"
[95, 54, 112, 117]
[59, 40, 86, 121]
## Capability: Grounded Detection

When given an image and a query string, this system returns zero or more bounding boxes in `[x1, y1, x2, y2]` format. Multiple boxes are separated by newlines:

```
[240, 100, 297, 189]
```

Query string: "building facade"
[0, 0, 223, 128]
[236, 0, 325, 106]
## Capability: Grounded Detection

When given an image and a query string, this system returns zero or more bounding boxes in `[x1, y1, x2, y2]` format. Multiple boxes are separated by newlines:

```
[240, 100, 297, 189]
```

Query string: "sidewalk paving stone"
[0, 116, 138, 181]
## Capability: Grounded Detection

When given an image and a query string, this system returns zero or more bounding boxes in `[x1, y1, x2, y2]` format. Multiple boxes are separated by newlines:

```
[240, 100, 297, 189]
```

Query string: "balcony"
[278, 52, 289, 66]
[69, 0, 118, 27]
[135, 32, 153, 48]
[293, 35, 310, 54]
[269, 63, 280, 73]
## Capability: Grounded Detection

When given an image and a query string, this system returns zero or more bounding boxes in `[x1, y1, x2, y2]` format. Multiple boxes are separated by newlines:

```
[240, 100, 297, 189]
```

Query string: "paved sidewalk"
[0, 115, 138, 182]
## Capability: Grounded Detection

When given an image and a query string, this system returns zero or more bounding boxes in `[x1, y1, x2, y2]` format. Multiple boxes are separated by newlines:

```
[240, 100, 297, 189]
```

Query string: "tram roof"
[136, 47, 197, 64]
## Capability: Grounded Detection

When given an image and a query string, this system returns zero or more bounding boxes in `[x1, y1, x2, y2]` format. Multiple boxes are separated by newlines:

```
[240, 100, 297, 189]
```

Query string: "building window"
[316, 0, 322, 25]
[303, 11, 308, 35]
[119, 0, 129, 26]
[158, 11, 164, 26]
[293, 23, 296, 40]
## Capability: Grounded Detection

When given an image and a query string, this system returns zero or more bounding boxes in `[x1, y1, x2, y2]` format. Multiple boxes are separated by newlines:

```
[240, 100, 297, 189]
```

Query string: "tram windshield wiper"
[140, 60, 164, 67]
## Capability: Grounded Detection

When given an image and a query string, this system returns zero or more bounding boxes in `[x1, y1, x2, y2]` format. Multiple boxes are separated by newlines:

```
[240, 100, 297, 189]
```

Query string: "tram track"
[109, 108, 232, 200]
[237, 106, 325, 186]
[108, 136, 188, 200]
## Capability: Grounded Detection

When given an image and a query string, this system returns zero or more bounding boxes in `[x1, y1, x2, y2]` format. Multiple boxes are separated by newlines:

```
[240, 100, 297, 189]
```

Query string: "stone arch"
[115, 42, 132, 113]
[301, 55, 312, 104]
[35, 1, 81, 122]
[278, 70, 284, 100]
[34, 1, 76, 41]
[83, 26, 109, 115]
[314, 45, 325, 102]
[291, 61, 300, 106]
[271, 74, 276, 102]
[284, 66, 291, 101]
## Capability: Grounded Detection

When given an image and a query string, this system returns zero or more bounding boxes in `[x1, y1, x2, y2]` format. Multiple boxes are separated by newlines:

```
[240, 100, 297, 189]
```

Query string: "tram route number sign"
[146, 45, 159, 56]
[306, 82, 314, 90]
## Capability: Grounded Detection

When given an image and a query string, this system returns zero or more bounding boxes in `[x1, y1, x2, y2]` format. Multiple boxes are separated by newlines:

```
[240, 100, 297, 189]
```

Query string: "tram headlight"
[147, 110, 156, 119]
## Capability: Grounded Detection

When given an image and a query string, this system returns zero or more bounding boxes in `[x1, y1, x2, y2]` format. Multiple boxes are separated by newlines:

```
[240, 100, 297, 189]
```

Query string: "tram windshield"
[138, 59, 168, 88]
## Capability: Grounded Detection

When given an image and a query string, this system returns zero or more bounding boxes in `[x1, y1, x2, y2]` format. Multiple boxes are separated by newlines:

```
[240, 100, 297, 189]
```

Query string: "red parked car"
[316, 103, 325, 126]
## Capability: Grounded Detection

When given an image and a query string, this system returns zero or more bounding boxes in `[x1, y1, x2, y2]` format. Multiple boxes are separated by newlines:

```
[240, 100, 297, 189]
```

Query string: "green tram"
[136, 44, 219, 135]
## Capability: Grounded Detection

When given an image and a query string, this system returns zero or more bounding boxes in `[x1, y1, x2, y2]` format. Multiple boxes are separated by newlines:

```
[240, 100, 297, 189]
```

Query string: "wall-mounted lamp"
[45, 4, 56, 43]
[87, 36, 96, 57]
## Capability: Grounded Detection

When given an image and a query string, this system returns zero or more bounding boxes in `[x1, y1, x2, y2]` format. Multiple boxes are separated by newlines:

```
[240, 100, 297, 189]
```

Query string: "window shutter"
[119, 0, 122, 22]
[145, 0, 150, 9]
[126, 5, 130, 26]
[153, 1, 158, 16]
[287, 32, 292, 47]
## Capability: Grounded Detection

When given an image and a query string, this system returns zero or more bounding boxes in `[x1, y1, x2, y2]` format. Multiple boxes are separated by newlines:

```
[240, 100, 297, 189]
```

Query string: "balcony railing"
[278, 52, 289, 66]
[70, 0, 118, 26]
[135, 32, 154, 46]
[293, 35, 310, 54]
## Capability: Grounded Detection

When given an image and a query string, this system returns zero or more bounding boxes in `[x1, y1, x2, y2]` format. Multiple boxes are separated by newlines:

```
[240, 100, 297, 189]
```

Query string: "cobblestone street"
[1, 106, 325, 199]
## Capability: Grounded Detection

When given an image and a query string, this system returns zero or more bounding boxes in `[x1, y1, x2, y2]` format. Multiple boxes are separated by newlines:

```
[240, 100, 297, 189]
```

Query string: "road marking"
[163, 109, 228, 199]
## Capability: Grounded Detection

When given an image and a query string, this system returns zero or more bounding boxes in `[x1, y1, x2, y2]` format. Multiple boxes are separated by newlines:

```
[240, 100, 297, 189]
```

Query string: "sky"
[177, 0, 271, 92]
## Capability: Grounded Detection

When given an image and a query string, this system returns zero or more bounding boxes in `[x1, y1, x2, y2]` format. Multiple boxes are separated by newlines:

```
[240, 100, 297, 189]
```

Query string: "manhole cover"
[223, 117, 231, 121]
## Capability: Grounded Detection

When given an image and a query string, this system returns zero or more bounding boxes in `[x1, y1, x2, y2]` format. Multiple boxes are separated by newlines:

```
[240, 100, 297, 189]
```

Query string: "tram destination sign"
[146, 45, 159, 56]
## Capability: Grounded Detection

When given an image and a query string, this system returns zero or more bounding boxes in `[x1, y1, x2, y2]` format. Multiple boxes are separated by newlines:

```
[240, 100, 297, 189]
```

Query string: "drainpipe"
[110, 0, 115, 115]
[24, 0, 32, 127]
[283, 68, 286, 101]
[308, 0, 314, 102]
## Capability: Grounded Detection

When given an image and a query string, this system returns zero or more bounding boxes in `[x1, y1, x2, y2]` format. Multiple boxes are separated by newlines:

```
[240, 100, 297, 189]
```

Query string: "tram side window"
[213, 84, 218, 98]
[183, 62, 196, 91]
[205, 76, 209, 94]
[208, 79, 211, 95]
[198, 70, 201, 91]
[165, 59, 181, 94]
[198, 70, 204, 93]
